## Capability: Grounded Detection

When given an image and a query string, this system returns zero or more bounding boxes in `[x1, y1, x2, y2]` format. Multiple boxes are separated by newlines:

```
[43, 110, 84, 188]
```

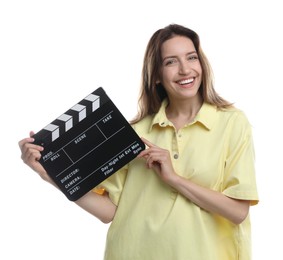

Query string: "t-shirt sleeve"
[92, 164, 128, 206]
[222, 112, 259, 205]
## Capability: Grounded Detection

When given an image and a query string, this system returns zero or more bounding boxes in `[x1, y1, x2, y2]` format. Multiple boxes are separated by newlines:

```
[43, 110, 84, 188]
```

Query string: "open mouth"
[177, 78, 194, 85]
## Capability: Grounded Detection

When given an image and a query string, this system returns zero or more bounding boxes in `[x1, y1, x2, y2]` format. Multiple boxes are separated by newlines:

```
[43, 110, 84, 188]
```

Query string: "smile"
[177, 78, 194, 85]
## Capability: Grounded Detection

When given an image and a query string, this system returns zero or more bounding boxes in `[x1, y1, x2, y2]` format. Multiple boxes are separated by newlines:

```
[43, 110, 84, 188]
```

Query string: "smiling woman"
[18, 23, 259, 260]
[160, 36, 202, 101]
[158, 36, 203, 127]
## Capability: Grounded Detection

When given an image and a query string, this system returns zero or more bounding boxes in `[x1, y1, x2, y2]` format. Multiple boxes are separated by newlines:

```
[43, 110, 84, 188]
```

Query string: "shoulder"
[131, 114, 154, 135]
[199, 103, 252, 133]
[218, 106, 252, 128]
[218, 107, 254, 146]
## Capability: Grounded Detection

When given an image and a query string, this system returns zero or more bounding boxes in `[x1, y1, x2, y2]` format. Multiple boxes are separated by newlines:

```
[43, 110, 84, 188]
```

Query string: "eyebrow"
[162, 51, 198, 62]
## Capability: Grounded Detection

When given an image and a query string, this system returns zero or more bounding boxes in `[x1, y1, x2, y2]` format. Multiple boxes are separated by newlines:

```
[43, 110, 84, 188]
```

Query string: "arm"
[75, 190, 116, 223]
[167, 175, 250, 224]
[18, 131, 116, 223]
[138, 138, 250, 225]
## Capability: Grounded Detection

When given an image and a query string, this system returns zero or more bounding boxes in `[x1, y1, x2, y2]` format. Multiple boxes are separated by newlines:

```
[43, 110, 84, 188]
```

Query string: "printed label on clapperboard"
[33, 87, 145, 201]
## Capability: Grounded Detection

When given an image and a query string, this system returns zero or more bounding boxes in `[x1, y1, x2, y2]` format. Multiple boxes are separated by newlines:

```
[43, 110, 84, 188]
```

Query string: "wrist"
[165, 171, 181, 188]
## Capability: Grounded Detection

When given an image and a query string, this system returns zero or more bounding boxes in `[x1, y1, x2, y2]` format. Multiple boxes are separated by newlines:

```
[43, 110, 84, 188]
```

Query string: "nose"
[179, 60, 190, 75]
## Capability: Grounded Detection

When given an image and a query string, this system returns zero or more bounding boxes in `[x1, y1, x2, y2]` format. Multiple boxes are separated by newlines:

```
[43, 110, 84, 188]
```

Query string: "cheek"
[161, 67, 177, 82]
[195, 62, 203, 76]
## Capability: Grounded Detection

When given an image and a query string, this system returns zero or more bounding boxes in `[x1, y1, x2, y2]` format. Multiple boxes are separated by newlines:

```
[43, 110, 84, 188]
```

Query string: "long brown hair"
[131, 24, 233, 124]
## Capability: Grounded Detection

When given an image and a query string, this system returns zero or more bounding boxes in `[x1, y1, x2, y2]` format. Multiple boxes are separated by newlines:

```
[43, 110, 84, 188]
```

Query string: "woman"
[19, 24, 258, 259]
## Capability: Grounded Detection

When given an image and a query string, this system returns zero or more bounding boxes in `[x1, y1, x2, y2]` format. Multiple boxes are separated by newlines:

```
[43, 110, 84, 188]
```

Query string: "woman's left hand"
[137, 137, 177, 184]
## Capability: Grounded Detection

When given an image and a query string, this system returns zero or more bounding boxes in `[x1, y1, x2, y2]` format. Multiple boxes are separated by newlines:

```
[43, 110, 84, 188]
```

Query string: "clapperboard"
[33, 87, 145, 201]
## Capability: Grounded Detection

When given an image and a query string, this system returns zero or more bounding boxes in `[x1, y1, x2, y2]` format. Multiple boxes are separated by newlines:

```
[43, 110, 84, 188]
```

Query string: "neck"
[166, 94, 203, 130]
[166, 94, 203, 118]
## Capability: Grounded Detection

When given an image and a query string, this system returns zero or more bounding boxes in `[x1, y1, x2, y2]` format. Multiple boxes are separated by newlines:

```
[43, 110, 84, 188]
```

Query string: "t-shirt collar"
[149, 99, 218, 131]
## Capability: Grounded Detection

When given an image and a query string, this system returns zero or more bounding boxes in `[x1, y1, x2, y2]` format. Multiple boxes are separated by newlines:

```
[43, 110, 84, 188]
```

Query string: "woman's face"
[159, 35, 202, 101]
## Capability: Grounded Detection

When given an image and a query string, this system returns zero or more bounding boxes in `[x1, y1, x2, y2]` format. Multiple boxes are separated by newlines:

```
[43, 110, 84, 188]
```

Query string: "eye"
[187, 54, 199, 61]
[164, 58, 178, 66]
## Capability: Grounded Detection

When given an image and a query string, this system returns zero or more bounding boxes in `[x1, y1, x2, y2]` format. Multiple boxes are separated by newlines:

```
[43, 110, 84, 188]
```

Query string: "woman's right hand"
[18, 131, 56, 187]
[19, 132, 116, 222]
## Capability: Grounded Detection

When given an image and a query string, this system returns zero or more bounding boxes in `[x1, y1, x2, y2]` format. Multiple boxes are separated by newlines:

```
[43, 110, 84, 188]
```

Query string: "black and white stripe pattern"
[34, 91, 101, 146]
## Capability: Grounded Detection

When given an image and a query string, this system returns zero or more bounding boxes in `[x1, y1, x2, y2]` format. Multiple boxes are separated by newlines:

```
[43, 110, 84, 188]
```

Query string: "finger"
[26, 149, 41, 163]
[137, 147, 158, 159]
[18, 137, 34, 149]
[20, 140, 43, 153]
[21, 147, 39, 163]
[137, 145, 161, 159]
[19, 131, 37, 149]
[146, 154, 154, 169]
[140, 137, 157, 148]
[20, 143, 44, 166]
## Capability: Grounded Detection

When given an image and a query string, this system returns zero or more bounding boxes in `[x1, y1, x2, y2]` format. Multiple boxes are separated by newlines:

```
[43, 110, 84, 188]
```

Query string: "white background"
[1, 0, 282, 259]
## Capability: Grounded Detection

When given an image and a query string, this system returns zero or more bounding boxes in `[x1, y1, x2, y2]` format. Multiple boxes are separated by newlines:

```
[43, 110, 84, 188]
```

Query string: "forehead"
[161, 36, 196, 57]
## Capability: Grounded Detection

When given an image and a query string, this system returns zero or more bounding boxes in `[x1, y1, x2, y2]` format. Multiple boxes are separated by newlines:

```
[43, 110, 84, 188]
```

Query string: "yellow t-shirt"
[95, 101, 259, 260]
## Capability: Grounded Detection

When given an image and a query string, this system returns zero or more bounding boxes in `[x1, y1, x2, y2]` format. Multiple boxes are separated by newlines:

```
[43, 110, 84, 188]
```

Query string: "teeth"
[178, 78, 194, 85]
